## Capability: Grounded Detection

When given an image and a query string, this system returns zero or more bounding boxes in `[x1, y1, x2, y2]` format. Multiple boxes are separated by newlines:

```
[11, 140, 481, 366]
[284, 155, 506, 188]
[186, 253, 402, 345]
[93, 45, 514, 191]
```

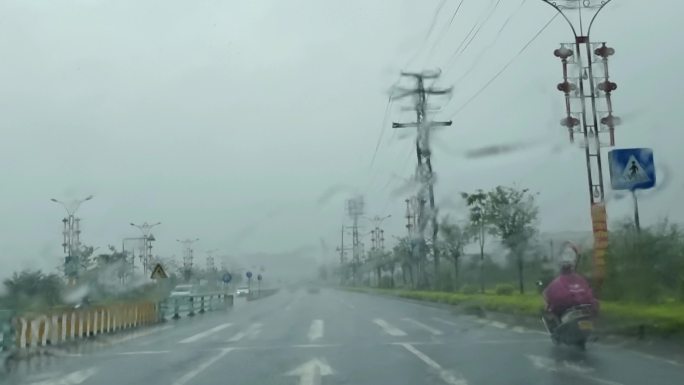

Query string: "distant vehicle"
[307, 287, 320, 294]
[170, 284, 194, 298]
[235, 286, 250, 297]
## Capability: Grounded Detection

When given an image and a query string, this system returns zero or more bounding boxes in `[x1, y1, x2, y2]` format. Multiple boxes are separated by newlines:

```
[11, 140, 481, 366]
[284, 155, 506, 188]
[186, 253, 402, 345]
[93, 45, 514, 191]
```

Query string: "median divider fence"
[161, 292, 234, 320]
[5, 302, 158, 350]
[1, 291, 234, 353]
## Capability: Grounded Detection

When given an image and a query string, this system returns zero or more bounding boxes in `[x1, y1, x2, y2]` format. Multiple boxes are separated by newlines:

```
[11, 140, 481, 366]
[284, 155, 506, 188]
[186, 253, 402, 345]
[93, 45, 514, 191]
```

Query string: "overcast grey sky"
[0, 0, 681, 278]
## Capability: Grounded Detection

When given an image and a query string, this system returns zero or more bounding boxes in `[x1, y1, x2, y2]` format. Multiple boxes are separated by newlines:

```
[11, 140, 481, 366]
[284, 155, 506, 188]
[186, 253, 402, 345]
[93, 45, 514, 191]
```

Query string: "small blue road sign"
[608, 148, 655, 191]
[246, 271, 253, 279]
[222, 272, 232, 283]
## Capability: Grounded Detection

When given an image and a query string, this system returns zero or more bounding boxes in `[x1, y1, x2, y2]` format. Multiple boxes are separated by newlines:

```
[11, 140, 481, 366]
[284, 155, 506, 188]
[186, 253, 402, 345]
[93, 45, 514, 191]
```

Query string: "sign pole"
[632, 190, 641, 233]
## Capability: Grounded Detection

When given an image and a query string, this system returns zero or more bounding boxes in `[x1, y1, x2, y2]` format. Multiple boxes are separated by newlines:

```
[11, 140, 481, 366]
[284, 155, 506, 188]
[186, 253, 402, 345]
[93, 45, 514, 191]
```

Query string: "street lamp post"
[50, 195, 94, 282]
[541, 0, 617, 290]
[130, 222, 161, 276]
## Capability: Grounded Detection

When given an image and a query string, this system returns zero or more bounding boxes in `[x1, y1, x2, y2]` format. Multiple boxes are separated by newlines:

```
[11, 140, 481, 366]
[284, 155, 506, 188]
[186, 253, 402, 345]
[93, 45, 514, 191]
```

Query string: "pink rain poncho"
[543, 273, 599, 316]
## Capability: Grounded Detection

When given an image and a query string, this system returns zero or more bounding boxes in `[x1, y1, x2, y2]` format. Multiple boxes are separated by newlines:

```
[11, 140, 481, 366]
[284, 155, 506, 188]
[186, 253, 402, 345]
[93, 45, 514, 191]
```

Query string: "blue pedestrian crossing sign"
[608, 148, 655, 191]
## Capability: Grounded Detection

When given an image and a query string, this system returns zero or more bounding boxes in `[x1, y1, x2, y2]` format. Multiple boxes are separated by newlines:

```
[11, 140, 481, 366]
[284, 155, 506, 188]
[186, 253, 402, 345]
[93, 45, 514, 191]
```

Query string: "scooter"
[541, 304, 594, 350]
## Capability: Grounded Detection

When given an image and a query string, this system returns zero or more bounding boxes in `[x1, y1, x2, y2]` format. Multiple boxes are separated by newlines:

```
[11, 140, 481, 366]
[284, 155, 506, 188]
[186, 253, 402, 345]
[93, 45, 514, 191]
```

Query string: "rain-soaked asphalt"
[3, 288, 684, 385]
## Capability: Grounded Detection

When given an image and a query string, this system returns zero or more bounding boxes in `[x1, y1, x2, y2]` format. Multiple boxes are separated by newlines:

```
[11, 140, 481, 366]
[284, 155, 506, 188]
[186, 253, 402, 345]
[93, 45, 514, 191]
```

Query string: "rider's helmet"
[560, 260, 574, 274]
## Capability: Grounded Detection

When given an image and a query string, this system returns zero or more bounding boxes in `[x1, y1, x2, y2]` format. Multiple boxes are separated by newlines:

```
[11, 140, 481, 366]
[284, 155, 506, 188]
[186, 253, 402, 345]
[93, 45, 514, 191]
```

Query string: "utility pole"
[365, 215, 391, 252]
[177, 238, 199, 282]
[336, 226, 352, 285]
[393, 70, 452, 285]
[130, 221, 161, 276]
[51, 195, 94, 284]
[206, 249, 219, 273]
[346, 196, 364, 285]
[542, 0, 617, 289]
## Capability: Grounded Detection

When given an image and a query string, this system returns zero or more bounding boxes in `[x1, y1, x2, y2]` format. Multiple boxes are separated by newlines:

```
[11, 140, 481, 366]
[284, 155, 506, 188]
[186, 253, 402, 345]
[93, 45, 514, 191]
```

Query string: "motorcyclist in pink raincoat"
[543, 261, 599, 328]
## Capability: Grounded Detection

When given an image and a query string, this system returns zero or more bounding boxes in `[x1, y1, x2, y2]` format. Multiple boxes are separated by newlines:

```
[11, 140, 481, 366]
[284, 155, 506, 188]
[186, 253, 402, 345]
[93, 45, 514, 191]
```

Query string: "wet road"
[3, 288, 684, 385]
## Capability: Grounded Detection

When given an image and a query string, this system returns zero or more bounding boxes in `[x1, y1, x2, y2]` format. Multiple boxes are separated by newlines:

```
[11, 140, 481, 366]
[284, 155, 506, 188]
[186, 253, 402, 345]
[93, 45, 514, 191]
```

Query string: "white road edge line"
[179, 323, 232, 344]
[116, 350, 171, 355]
[398, 343, 468, 385]
[432, 317, 459, 327]
[489, 321, 508, 329]
[28, 367, 98, 385]
[308, 319, 324, 342]
[635, 351, 684, 367]
[227, 323, 263, 342]
[111, 325, 174, 345]
[373, 319, 407, 337]
[402, 318, 443, 335]
[171, 348, 233, 385]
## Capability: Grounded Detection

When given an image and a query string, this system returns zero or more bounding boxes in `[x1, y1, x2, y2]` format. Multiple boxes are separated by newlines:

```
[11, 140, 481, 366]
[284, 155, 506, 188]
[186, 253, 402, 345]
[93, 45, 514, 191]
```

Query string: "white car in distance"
[235, 286, 250, 297]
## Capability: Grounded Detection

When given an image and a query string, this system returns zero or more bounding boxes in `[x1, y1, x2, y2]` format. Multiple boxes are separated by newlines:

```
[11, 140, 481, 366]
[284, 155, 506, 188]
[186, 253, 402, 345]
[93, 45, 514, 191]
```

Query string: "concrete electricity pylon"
[206, 249, 219, 272]
[346, 196, 364, 284]
[177, 238, 199, 281]
[50, 195, 94, 282]
[393, 70, 452, 282]
[542, 0, 618, 289]
[336, 226, 353, 285]
[365, 215, 391, 252]
[130, 221, 161, 276]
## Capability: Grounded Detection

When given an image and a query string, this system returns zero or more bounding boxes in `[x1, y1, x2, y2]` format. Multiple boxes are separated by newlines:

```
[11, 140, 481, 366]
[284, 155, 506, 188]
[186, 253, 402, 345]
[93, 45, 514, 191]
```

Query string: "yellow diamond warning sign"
[150, 263, 168, 279]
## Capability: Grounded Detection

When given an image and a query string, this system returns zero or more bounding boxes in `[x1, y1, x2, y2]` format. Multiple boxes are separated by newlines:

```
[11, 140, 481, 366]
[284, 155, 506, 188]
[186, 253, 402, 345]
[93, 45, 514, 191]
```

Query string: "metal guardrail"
[1, 309, 14, 352]
[160, 292, 234, 320]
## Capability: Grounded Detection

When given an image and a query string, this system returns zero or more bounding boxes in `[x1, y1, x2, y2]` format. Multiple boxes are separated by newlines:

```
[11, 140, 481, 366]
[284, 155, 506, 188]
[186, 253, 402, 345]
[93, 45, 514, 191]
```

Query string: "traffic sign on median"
[222, 272, 232, 283]
[150, 263, 168, 279]
[608, 148, 655, 191]
[246, 271, 252, 279]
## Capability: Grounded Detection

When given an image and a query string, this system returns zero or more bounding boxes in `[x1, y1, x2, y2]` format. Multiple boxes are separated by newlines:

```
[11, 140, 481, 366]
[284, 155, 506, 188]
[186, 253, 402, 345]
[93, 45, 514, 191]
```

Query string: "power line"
[447, 13, 559, 119]
[455, 0, 503, 61]
[442, 0, 501, 75]
[369, 96, 394, 169]
[449, 0, 527, 91]
[424, 0, 467, 64]
[402, 0, 450, 70]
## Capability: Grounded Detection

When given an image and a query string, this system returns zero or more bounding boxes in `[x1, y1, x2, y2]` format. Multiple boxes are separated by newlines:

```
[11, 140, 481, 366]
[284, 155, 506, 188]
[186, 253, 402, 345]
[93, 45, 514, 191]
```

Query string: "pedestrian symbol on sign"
[622, 155, 650, 184]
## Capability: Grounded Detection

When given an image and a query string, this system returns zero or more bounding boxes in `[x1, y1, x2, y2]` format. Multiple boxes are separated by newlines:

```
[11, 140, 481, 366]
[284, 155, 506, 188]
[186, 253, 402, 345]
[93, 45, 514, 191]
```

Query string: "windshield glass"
[1, 1, 683, 385]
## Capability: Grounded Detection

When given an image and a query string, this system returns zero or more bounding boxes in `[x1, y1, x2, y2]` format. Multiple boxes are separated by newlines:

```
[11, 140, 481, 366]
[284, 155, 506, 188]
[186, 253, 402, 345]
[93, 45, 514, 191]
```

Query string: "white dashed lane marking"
[373, 319, 407, 337]
[402, 318, 443, 336]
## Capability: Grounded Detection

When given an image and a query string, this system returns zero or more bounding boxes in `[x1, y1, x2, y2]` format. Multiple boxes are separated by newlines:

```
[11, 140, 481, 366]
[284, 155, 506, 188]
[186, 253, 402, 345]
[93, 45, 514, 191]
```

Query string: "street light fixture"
[130, 221, 162, 275]
[50, 195, 94, 282]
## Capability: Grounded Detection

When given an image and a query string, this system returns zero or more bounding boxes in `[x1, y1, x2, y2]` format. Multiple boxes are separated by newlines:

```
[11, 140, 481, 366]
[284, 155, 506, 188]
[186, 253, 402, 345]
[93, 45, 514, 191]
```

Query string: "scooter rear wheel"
[576, 340, 586, 351]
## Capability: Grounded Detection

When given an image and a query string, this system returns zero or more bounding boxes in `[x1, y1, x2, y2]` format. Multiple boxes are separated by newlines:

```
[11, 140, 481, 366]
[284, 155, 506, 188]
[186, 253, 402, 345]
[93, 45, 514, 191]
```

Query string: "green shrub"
[495, 284, 515, 296]
[461, 284, 478, 294]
